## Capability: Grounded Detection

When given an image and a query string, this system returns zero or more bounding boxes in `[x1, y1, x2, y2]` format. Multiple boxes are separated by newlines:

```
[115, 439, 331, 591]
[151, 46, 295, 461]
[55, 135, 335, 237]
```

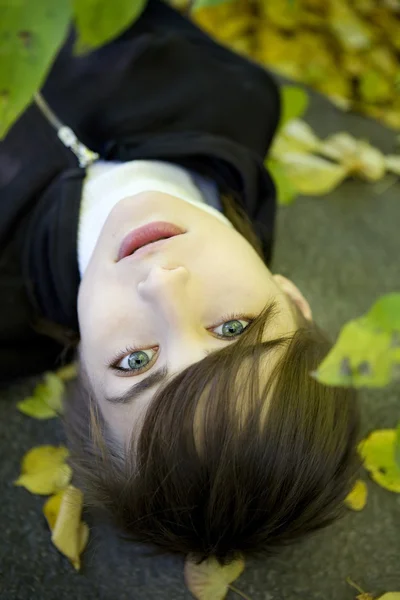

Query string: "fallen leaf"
[266, 158, 298, 206]
[359, 69, 393, 104]
[193, 0, 236, 10]
[55, 362, 78, 382]
[43, 490, 65, 530]
[368, 45, 398, 78]
[344, 479, 368, 510]
[319, 133, 386, 181]
[385, 155, 400, 176]
[311, 293, 400, 388]
[255, 26, 303, 81]
[43, 485, 89, 571]
[276, 152, 348, 195]
[328, 0, 374, 51]
[358, 430, 400, 493]
[17, 372, 65, 419]
[184, 554, 245, 600]
[14, 445, 72, 495]
[272, 119, 321, 157]
[279, 87, 309, 129]
[395, 421, 400, 470]
[260, 0, 300, 30]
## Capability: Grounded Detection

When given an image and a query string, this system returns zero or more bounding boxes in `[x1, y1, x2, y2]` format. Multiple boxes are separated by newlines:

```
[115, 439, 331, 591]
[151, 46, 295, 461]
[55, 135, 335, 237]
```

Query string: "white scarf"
[77, 159, 234, 276]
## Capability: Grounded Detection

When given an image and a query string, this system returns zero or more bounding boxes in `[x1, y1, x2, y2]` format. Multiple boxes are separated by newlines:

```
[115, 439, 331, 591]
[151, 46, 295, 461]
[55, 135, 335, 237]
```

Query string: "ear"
[272, 274, 313, 322]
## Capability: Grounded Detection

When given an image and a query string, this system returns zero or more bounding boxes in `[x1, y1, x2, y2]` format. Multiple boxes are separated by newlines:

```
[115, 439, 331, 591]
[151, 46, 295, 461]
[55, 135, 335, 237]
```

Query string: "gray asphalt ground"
[1, 81, 399, 600]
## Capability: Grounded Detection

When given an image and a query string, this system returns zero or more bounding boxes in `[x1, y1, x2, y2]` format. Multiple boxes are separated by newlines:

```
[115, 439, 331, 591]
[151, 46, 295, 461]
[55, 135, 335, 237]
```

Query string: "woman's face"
[77, 192, 311, 446]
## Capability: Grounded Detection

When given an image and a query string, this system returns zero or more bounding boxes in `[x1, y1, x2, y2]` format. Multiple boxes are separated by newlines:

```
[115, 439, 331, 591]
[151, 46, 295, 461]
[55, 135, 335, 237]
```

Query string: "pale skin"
[77, 191, 313, 447]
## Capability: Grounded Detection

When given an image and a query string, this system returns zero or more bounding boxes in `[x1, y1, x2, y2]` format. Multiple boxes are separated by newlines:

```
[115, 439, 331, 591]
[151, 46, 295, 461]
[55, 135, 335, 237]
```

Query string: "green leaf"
[266, 158, 298, 206]
[358, 429, 400, 493]
[279, 85, 309, 129]
[0, 0, 71, 139]
[17, 372, 65, 420]
[311, 293, 400, 388]
[192, 0, 235, 8]
[395, 421, 400, 471]
[72, 0, 148, 54]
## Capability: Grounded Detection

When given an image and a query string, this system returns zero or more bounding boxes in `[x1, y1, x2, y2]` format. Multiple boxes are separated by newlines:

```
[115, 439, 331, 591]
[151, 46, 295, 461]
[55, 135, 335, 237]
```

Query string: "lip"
[118, 221, 186, 261]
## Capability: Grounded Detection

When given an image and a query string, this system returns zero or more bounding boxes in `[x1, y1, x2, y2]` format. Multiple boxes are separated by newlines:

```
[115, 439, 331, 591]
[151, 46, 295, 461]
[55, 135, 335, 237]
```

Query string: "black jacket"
[0, 0, 281, 383]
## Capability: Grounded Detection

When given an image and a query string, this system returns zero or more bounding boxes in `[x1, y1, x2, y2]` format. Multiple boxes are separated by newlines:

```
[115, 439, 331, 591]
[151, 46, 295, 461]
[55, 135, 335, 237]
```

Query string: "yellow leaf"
[359, 70, 393, 104]
[14, 445, 72, 495]
[358, 430, 400, 493]
[341, 51, 368, 77]
[184, 554, 245, 600]
[311, 293, 400, 388]
[55, 362, 78, 382]
[298, 31, 337, 83]
[328, 0, 374, 51]
[43, 490, 65, 531]
[266, 158, 298, 206]
[260, 0, 300, 31]
[279, 87, 310, 129]
[255, 27, 303, 81]
[192, 0, 251, 42]
[385, 155, 400, 176]
[43, 485, 89, 571]
[353, 0, 375, 15]
[369, 46, 398, 78]
[319, 133, 386, 181]
[378, 595, 400, 600]
[17, 372, 65, 420]
[16, 396, 59, 420]
[277, 152, 348, 195]
[272, 119, 321, 157]
[344, 479, 368, 511]
[311, 65, 352, 110]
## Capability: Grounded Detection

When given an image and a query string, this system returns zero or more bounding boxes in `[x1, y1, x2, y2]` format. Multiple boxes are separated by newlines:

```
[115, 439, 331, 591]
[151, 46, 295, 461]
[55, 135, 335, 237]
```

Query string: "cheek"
[78, 274, 127, 342]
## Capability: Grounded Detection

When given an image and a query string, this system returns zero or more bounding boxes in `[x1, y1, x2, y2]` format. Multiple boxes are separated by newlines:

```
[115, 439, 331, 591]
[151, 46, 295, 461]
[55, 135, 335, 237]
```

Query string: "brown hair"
[36, 193, 363, 567]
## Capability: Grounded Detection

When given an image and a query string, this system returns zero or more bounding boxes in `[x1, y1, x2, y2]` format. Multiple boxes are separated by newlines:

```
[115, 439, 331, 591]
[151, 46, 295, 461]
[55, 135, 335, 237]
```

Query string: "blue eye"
[110, 312, 256, 374]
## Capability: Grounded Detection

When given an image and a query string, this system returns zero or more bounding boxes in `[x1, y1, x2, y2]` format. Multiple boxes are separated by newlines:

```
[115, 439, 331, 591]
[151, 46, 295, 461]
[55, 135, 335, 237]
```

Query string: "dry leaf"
[319, 133, 386, 181]
[14, 445, 72, 495]
[385, 155, 400, 176]
[272, 119, 321, 157]
[17, 372, 65, 420]
[358, 430, 400, 493]
[359, 69, 393, 104]
[328, 0, 374, 51]
[260, 0, 300, 30]
[344, 479, 368, 511]
[266, 158, 298, 206]
[55, 362, 78, 382]
[184, 554, 245, 600]
[43, 485, 89, 571]
[255, 26, 303, 81]
[276, 152, 349, 195]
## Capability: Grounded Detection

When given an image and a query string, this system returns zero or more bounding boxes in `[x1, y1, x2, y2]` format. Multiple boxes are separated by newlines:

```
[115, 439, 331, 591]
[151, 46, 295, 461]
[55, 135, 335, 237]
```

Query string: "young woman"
[1, 0, 362, 566]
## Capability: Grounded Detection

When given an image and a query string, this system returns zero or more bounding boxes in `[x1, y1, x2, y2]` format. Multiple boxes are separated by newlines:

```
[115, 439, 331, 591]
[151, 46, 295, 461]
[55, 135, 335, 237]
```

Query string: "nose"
[138, 263, 204, 343]
[137, 265, 193, 325]
[137, 265, 212, 370]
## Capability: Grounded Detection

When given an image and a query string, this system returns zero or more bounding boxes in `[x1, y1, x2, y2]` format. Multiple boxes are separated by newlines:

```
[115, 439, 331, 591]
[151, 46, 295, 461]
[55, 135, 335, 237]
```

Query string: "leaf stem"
[228, 584, 253, 600]
[345, 576, 366, 595]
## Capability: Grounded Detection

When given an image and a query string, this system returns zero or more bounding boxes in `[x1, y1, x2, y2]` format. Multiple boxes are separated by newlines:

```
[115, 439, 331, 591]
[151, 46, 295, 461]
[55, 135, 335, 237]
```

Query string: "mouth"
[118, 222, 186, 261]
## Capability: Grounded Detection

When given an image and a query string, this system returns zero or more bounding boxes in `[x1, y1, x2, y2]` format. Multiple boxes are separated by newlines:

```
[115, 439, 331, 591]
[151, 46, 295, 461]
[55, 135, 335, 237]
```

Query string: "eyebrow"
[104, 301, 279, 406]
